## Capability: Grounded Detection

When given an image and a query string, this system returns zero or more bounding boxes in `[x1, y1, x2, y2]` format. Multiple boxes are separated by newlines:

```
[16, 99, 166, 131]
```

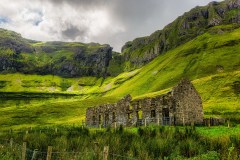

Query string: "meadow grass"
[0, 126, 240, 159]
[196, 125, 240, 137]
[0, 71, 239, 130]
[0, 96, 120, 130]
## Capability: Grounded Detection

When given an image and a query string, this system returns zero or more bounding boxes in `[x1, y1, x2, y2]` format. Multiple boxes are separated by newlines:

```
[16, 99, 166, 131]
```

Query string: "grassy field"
[0, 126, 240, 159]
[0, 24, 239, 130]
[196, 126, 240, 137]
[0, 96, 120, 130]
[0, 71, 239, 130]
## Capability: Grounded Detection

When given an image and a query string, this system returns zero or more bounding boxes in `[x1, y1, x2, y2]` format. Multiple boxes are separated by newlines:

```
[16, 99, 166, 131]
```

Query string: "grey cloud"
[0, 0, 224, 52]
[62, 24, 88, 40]
[26, 9, 43, 26]
[90, 0, 224, 51]
[108, 0, 165, 24]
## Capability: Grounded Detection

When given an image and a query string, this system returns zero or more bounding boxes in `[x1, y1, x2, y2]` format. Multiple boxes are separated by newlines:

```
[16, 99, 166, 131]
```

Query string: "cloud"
[20, 8, 43, 26]
[0, 0, 224, 51]
[62, 24, 87, 40]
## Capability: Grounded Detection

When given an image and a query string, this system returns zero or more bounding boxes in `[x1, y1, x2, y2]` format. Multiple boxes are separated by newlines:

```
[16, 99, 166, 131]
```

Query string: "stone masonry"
[86, 79, 203, 127]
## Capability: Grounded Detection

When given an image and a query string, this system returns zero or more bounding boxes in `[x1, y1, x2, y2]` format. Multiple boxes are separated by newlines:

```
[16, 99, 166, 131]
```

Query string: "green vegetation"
[0, 1, 239, 159]
[0, 24, 239, 129]
[0, 96, 120, 130]
[196, 126, 240, 137]
[0, 73, 106, 94]
[0, 28, 113, 77]
[0, 71, 239, 130]
[121, 0, 240, 70]
[107, 25, 240, 97]
[0, 126, 240, 159]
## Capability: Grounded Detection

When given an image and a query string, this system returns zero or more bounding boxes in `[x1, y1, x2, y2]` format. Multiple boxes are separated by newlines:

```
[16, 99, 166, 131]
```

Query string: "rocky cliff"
[0, 28, 113, 77]
[121, 0, 240, 70]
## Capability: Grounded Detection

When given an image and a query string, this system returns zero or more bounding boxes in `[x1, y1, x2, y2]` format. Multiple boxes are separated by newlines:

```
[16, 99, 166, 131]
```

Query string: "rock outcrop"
[51, 44, 112, 77]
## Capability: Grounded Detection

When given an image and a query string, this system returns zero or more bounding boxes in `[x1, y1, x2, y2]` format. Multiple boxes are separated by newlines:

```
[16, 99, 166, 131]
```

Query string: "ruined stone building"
[86, 79, 203, 127]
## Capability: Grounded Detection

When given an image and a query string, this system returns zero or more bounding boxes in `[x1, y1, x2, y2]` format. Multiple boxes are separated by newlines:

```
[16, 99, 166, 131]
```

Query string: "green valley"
[1, 0, 240, 159]
[0, 24, 239, 129]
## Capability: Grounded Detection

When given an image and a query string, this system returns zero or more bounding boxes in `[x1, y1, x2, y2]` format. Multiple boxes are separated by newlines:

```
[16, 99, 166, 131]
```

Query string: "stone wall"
[172, 79, 203, 125]
[86, 79, 204, 127]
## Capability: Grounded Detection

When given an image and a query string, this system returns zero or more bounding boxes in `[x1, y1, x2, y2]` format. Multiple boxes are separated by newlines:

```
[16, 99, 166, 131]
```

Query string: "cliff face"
[121, 0, 240, 70]
[47, 43, 113, 77]
[0, 29, 113, 77]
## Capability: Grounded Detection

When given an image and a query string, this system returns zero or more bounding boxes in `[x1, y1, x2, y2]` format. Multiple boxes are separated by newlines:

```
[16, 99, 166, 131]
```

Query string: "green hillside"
[121, 0, 240, 70]
[1, 25, 239, 96]
[0, 24, 239, 129]
[0, 28, 113, 77]
[106, 25, 240, 96]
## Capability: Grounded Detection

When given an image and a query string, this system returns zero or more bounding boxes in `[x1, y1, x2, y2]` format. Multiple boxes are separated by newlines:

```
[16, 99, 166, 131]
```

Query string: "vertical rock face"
[86, 79, 203, 127]
[121, 0, 240, 71]
[227, 0, 240, 9]
[52, 45, 113, 77]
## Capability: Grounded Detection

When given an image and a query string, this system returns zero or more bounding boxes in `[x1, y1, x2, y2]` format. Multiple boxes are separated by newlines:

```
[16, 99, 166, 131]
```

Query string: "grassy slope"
[0, 73, 105, 93]
[121, 0, 240, 71]
[1, 25, 239, 95]
[0, 25, 239, 129]
[0, 96, 119, 130]
[106, 25, 240, 96]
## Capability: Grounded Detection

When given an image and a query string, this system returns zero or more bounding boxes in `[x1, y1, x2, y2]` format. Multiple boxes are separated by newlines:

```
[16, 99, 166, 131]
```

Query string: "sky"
[0, 0, 223, 52]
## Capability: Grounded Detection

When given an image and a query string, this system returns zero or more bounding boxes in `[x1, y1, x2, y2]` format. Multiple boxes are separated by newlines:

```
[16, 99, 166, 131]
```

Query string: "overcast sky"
[0, 0, 223, 52]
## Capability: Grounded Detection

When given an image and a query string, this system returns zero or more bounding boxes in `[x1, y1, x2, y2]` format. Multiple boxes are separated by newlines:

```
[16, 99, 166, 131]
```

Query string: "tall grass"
[0, 126, 240, 159]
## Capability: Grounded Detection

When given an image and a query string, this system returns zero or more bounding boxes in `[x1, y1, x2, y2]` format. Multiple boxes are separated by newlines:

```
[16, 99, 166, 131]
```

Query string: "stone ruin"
[86, 79, 204, 127]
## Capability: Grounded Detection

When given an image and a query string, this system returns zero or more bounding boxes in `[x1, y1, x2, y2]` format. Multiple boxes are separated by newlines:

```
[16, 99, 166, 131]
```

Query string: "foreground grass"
[0, 126, 240, 160]
[196, 125, 240, 137]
